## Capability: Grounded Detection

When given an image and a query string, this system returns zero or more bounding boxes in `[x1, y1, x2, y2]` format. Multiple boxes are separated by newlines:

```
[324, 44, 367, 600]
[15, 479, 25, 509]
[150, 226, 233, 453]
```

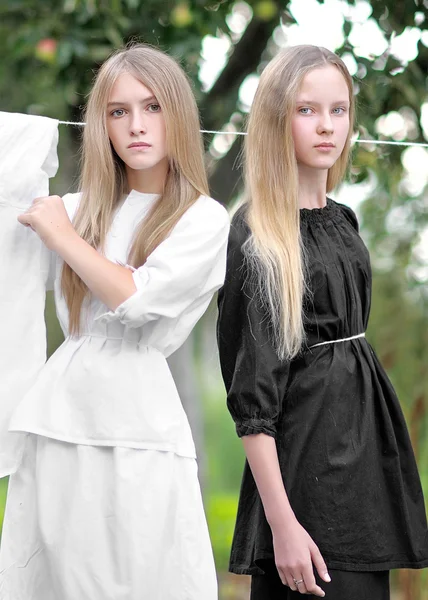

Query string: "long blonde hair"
[62, 44, 209, 334]
[244, 45, 355, 360]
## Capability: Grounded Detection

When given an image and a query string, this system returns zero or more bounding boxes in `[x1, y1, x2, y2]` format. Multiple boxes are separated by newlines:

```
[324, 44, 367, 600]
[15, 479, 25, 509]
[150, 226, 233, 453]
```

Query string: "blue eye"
[111, 109, 125, 117]
[332, 107, 346, 115]
[299, 107, 312, 115]
[147, 104, 161, 113]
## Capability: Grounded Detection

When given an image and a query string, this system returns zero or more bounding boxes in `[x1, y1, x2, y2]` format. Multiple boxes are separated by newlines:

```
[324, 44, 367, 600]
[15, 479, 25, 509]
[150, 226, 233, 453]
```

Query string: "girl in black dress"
[217, 45, 428, 600]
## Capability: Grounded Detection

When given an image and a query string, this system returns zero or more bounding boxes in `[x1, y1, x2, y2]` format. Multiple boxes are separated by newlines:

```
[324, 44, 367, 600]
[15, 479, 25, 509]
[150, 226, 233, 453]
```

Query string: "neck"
[126, 159, 169, 194]
[297, 165, 328, 209]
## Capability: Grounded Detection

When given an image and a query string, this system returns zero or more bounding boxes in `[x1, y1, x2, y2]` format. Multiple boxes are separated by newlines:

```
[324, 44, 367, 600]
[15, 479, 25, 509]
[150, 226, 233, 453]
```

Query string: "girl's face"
[106, 72, 168, 190]
[291, 65, 350, 176]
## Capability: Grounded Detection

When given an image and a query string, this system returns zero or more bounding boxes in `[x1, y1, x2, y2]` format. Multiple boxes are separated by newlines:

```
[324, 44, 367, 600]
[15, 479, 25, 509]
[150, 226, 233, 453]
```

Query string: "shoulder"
[62, 192, 81, 221]
[178, 195, 230, 238]
[220, 203, 252, 278]
[187, 194, 229, 226]
[229, 203, 251, 254]
[332, 199, 359, 232]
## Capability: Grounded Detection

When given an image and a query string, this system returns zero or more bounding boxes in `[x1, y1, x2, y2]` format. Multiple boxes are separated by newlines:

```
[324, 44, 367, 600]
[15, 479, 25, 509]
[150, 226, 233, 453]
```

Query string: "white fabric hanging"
[0, 112, 59, 477]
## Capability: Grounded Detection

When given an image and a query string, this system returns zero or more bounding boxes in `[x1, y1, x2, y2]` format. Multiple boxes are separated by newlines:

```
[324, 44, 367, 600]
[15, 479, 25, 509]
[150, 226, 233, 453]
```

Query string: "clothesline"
[57, 120, 428, 148]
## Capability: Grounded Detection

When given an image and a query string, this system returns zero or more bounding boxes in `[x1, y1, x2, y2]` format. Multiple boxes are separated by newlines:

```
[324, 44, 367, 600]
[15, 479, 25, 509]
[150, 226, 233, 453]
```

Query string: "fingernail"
[324, 573, 331, 582]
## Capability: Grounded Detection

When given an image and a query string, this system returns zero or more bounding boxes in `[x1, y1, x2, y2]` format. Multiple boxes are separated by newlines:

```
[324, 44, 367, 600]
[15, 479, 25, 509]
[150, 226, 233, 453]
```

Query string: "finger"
[311, 544, 331, 583]
[17, 213, 31, 225]
[32, 196, 50, 205]
[284, 572, 297, 591]
[275, 565, 288, 586]
[292, 574, 308, 595]
[301, 565, 325, 597]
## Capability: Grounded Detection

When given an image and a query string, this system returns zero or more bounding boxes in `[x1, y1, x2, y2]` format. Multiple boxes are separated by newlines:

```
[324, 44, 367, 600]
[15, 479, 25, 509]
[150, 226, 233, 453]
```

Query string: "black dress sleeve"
[217, 207, 290, 439]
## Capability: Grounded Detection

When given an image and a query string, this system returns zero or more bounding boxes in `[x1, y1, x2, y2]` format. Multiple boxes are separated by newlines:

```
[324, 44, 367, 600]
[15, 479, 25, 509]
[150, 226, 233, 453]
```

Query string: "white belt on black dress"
[310, 332, 365, 349]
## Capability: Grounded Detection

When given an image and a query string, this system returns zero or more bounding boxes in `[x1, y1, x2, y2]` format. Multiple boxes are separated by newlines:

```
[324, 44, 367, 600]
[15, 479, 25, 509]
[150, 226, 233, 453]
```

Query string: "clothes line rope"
[57, 120, 428, 148]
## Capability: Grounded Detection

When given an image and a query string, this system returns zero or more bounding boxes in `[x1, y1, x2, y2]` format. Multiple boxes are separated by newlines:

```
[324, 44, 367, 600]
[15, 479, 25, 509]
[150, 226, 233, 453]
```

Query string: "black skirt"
[250, 563, 390, 600]
[217, 199, 428, 574]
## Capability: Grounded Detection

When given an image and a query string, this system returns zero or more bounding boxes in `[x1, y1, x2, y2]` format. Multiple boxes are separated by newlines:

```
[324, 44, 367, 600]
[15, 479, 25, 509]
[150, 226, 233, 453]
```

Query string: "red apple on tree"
[35, 38, 57, 63]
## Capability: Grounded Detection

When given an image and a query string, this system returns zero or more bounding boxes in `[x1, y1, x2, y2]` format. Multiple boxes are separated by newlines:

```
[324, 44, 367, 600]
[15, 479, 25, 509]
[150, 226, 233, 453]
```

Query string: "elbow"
[109, 280, 138, 312]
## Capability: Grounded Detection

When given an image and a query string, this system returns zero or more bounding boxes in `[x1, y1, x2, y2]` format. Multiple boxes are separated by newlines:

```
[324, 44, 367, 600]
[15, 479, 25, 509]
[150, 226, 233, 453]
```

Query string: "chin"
[313, 159, 338, 170]
[127, 160, 155, 171]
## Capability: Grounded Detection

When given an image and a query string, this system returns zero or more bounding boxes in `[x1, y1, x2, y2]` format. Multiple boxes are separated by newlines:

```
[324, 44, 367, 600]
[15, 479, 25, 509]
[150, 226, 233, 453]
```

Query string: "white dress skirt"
[0, 435, 217, 600]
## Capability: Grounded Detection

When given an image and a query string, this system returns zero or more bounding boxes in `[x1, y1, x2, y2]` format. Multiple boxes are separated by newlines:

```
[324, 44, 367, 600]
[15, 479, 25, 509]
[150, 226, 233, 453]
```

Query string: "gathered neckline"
[300, 197, 338, 223]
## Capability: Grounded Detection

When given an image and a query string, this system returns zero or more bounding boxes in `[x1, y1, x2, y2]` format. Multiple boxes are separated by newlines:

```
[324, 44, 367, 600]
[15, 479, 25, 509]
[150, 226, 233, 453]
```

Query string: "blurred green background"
[1, 1, 428, 598]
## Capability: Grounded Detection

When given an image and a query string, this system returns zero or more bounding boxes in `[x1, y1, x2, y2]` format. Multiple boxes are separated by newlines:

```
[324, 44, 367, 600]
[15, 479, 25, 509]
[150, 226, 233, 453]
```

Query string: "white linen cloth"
[0, 112, 58, 477]
[1, 187, 229, 599]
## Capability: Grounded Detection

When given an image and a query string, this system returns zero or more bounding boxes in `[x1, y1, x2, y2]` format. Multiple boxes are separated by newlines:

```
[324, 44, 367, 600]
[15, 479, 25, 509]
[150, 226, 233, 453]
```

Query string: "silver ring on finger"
[293, 578, 304, 586]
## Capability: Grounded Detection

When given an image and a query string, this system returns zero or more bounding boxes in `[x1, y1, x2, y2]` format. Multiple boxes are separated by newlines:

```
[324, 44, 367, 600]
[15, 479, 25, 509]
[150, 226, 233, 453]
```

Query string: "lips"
[128, 142, 151, 148]
[315, 143, 335, 148]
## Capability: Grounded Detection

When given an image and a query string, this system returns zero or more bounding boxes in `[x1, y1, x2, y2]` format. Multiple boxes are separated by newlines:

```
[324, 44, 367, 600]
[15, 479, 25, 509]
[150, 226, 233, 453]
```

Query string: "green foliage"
[0, 0, 234, 116]
[206, 492, 239, 573]
[204, 384, 245, 494]
[0, 479, 7, 532]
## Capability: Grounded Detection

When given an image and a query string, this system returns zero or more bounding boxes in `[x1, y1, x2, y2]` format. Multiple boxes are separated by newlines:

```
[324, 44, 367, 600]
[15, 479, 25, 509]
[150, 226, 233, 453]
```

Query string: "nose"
[129, 110, 147, 136]
[317, 111, 333, 135]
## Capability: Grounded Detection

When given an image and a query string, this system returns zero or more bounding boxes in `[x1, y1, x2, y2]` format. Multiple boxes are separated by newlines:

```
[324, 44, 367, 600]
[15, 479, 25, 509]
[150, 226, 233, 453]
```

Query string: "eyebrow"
[107, 95, 158, 108]
[296, 99, 350, 105]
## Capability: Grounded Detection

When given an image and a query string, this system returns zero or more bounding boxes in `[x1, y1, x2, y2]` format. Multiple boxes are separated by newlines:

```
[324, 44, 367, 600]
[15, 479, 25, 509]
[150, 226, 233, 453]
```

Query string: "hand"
[17, 195, 75, 251]
[271, 517, 330, 597]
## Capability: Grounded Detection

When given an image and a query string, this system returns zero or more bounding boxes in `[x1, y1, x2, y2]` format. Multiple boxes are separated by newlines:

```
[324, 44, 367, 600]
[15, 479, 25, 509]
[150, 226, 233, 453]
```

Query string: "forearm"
[18, 195, 138, 309]
[243, 434, 330, 594]
[242, 433, 296, 528]
[55, 230, 137, 311]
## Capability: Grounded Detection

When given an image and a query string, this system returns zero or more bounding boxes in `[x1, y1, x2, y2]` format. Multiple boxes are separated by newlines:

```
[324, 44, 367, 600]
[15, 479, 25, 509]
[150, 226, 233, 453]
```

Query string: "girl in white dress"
[0, 44, 229, 600]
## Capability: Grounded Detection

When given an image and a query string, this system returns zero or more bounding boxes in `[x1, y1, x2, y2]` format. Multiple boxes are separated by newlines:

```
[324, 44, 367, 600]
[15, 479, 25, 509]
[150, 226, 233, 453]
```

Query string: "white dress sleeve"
[0, 112, 59, 476]
[95, 196, 230, 354]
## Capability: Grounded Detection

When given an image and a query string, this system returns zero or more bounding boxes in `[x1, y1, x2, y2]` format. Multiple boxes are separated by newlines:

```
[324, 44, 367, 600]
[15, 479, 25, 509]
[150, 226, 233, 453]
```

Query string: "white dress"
[0, 190, 230, 600]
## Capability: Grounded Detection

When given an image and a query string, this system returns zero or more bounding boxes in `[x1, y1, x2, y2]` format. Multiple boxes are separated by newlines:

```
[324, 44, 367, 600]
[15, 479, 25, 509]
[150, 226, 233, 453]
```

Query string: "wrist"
[265, 502, 296, 530]
[51, 225, 79, 255]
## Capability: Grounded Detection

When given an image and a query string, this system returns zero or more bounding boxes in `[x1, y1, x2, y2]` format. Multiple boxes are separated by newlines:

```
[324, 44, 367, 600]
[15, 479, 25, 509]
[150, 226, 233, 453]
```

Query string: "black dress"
[217, 199, 428, 574]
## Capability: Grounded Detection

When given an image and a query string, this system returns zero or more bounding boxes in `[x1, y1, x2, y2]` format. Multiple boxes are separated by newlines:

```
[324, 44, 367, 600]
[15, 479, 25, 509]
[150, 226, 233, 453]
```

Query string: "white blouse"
[9, 190, 230, 459]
